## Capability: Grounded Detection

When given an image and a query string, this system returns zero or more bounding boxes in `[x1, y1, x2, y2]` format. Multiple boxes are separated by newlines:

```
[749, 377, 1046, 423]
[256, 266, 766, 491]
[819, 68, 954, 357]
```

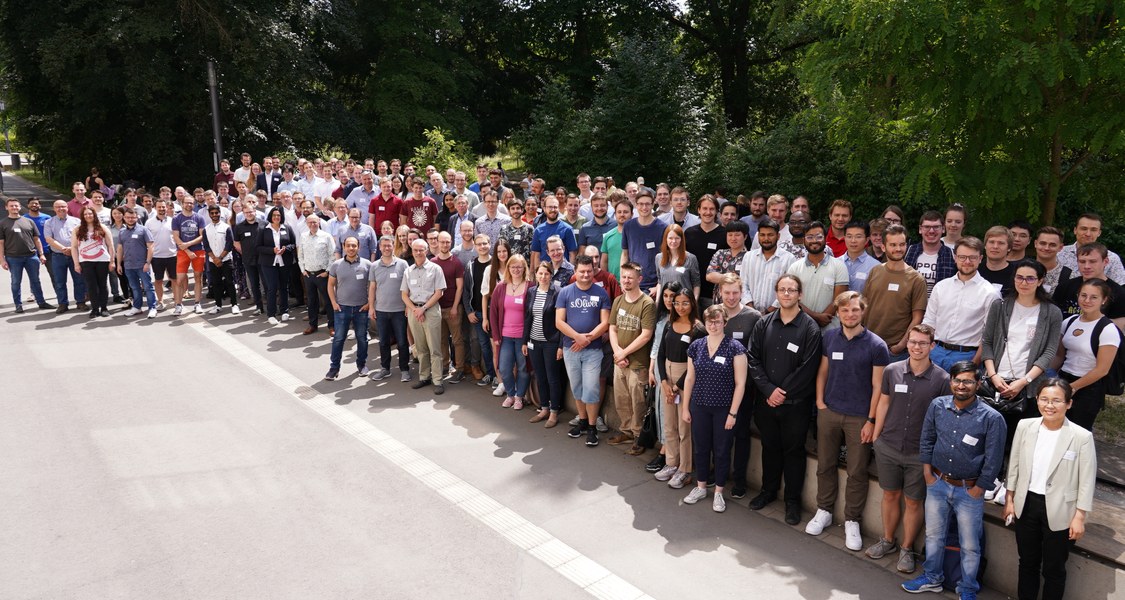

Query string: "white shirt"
[1029, 425, 1062, 494]
[739, 247, 796, 310]
[787, 254, 850, 329]
[146, 216, 177, 259]
[313, 178, 339, 203]
[997, 302, 1039, 379]
[922, 272, 1001, 346]
[1060, 315, 1122, 374]
[470, 203, 510, 218]
[1058, 244, 1125, 286]
[657, 211, 701, 229]
[233, 166, 252, 187]
[204, 221, 233, 262]
[750, 225, 792, 251]
[270, 226, 284, 267]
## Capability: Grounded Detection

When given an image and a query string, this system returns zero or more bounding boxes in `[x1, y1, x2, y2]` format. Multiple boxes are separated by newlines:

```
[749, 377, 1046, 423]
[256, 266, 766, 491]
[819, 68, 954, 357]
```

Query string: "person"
[324, 237, 373, 380]
[576, 192, 615, 257]
[490, 254, 532, 408]
[717, 274, 761, 499]
[557, 255, 612, 447]
[560, 194, 587, 231]
[923, 237, 1001, 371]
[433, 231, 468, 383]
[1007, 219, 1033, 262]
[1057, 212, 1125, 285]
[45, 199, 87, 313]
[334, 208, 377, 261]
[545, 236, 575, 288]
[1034, 226, 1068, 294]
[787, 221, 849, 329]
[256, 158, 282, 203]
[0, 198, 52, 313]
[525, 262, 564, 427]
[482, 238, 512, 394]
[1052, 278, 1122, 432]
[684, 195, 726, 311]
[842, 220, 879, 292]
[171, 197, 208, 315]
[1004, 379, 1097, 600]
[1051, 243, 1125, 330]
[66, 182, 90, 218]
[903, 361, 1006, 600]
[71, 207, 114, 318]
[778, 210, 814, 260]
[498, 199, 534, 260]
[402, 239, 448, 395]
[747, 274, 823, 525]
[473, 190, 511, 250]
[530, 195, 577, 271]
[106, 206, 127, 304]
[863, 224, 928, 361]
[805, 291, 889, 551]
[867, 217, 889, 263]
[740, 191, 767, 237]
[368, 235, 411, 382]
[24, 198, 54, 290]
[144, 199, 176, 309]
[882, 204, 906, 228]
[750, 195, 790, 252]
[719, 203, 740, 228]
[740, 218, 795, 312]
[620, 189, 666, 293]
[868, 324, 950, 574]
[942, 203, 967, 249]
[654, 223, 700, 305]
[980, 226, 1016, 297]
[368, 177, 402, 235]
[114, 207, 156, 318]
[297, 214, 335, 332]
[202, 205, 239, 314]
[600, 196, 633, 280]
[607, 261, 657, 454]
[906, 210, 957, 295]
[234, 203, 265, 315]
[656, 186, 700, 229]
[824, 199, 853, 258]
[435, 191, 457, 234]
[214, 158, 235, 192]
[654, 287, 707, 489]
[257, 207, 296, 325]
[400, 176, 439, 233]
[463, 234, 499, 388]
[645, 283, 679, 474]
[705, 220, 749, 305]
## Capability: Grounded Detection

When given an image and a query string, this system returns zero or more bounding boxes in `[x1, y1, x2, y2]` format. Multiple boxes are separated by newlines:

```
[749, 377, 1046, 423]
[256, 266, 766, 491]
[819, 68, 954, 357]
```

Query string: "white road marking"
[188, 320, 654, 600]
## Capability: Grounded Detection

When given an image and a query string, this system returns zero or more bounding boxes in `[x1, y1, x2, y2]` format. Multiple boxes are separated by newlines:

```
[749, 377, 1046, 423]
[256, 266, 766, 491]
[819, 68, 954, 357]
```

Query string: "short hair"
[868, 218, 889, 235]
[697, 194, 719, 211]
[703, 304, 727, 323]
[834, 290, 867, 310]
[955, 236, 984, 255]
[1077, 212, 1103, 226]
[776, 273, 802, 293]
[883, 223, 908, 242]
[757, 218, 781, 234]
[805, 220, 827, 236]
[725, 220, 749, 236]
[574, 255, 595, 267]
[635, 188, 653, 201]
[613, 195, 634, 210]
[949, 360, 978, 380]
[750, 191, 767, 201]
[669, 186, 689, 199]
[378, 235, 395, 245]
[766, 194, 788, 209]
[620, 261, 642, 275]
[844, 220, 869, 237]
[1036, 226, 1064, 242]
[411, 176, 425, 187]
[919, 210, 943, 224]
[546, 235, 564, 248]
[719, 272, 742, 289]
[983, 225, 1012, 247]
[1035, 377, 1073, 403]
[909, 323, 936, 343]
[488, 168, 502, 177]
[1007, 219, 1033, 234]
[828, 199, 853, 215]
[1077, 242, 1109, 260]
[410, 239, 428, 250]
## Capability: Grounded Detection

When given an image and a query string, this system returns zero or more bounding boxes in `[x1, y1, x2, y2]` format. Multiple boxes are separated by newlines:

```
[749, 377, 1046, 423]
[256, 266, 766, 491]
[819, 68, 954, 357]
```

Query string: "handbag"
[977, 376, 1027, 414]
[637, 384, 658, 448]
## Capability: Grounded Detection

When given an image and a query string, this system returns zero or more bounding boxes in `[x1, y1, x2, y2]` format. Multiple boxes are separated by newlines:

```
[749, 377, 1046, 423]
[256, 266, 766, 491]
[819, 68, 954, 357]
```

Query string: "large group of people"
[2, 154, 1114, 600]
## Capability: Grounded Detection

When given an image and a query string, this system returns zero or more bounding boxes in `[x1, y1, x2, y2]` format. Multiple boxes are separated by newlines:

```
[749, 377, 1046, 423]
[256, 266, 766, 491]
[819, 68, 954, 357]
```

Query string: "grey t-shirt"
[329, 257, 373, 307]
[118, 224, 154, 270]
[370, 257, 408, 313]
[0, 215, 39, 257]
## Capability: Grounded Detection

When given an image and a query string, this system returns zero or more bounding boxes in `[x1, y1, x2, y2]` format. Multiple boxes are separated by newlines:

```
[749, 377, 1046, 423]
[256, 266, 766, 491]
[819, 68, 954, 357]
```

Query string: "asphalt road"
[0, 266, 1006, 600]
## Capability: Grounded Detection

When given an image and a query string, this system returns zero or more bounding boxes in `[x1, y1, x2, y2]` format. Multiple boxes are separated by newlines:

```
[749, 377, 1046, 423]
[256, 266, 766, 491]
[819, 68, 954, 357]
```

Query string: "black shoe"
[567, 423, 587, 438]
[324, 369, 339, 381]
[112, 295, 124, 304]
[38, 302, 55, 310]
[585, 428, 599, 447]
[748, 492, 776, 511]
[447, 371, 466, 384]
[56, 305, 69, 314]
[784, 502, 801, 525]
[411, 379, 432, 390]
[14, 305, 24, 314]
[731, 484, 748, 499]
[645, 454, 666, 473]
[77, 302, 88, 310]
[434, 384, 445, 395]
[99, 308, 110, 317]
[88, 310, 97, 319]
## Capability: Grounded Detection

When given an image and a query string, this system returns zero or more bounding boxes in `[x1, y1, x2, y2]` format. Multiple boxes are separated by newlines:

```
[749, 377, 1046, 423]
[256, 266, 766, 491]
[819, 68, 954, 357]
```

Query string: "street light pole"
[207, 61, 223, 172]
[0, 99, 10, 155]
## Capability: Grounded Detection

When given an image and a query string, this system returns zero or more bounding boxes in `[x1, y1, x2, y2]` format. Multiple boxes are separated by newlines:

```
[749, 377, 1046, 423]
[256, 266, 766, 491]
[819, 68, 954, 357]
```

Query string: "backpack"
[1062, 315, 1125, 395]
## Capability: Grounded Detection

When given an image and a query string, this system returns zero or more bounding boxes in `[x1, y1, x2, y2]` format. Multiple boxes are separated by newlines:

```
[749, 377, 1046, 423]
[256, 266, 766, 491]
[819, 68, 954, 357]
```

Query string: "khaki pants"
[663, 361, 692, 473]
[815, 407, 873, 521]
[408, 305, 444, 383]
[440, 306, 467, 373]
[613, 365, 647, 438]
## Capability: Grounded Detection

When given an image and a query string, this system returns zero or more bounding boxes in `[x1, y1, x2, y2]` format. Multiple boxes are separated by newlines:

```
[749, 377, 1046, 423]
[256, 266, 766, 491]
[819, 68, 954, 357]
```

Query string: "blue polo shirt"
[620, 218, 667, 291]
[531, 219, 578, 261]
[118, 224, 154, 270]
[821, 327, 890, 417]
[576, 218, 616, 251]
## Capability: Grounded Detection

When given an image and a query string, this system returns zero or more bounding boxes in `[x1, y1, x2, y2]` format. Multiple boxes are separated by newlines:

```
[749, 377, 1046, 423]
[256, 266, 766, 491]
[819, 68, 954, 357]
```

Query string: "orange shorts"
[176, 249, 206, 274]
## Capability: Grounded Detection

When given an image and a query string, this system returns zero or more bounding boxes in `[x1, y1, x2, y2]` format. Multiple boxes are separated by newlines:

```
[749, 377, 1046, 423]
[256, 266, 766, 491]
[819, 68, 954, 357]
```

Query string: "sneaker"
[371, 368, 392, 381]
[447, 371, 466, 384]
[984, 478, 1002, 501]
[281, 313, 290, 322]
[568, 415, 581, 427]
[730, 485, 747, 499]
[433, 384, 445, 395]
[231, 305, 241, 315]
[645, 454, 667, 473]
[713, 492, 727, 513]
[173, 304, 184, 315]
[683, 486, 707, 505]
[147, 308, 157, 319]
[805, 508, 832, 536]
[400, 370, 412, 383]
[324, 369, 339, 381]
[38, 302, 55, 310]
[207, 306, 220, 314]
[99, 308, 111, 318]
[124, 307, 140, 317]
[896, 548, 917, 574]
[268, 317, 279, 325]
[749, 492, 776, 511]
[411, 379, 432, 390]
[358, 366, 371, 377]
[585, 428, 598, 447]
[512, 397, 523, 410]
[654, 464, 679, 481]
[194, 304, 204, 314]
[844, 520, 863, 551]
[255, 307, 263, 316]
[668, 470, 692, 489]
[476, 375, 493, 387]
[901, 575, 942, 594]
[13, 305, 24, 314]
[567, 423, 587, 439]
[492, 382, 506, 397]
[595, 416, 609, 432]
[784, 502, 801, 525]
[502, 396, 515, 408]
[992, 483, 1007, 506]
[865, 537, 898, 560]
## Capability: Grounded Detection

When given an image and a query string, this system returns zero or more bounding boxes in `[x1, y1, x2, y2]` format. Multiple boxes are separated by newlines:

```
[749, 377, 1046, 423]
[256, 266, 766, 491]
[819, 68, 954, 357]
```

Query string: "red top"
[826, 229, 847, 258]
[400, 197, 439, 232]
[369, 194, 403, 234]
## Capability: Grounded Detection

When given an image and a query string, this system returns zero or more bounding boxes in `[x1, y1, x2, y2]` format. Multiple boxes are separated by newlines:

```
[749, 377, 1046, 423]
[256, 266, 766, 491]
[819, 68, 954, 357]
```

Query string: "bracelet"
[728, 412, 737, 418]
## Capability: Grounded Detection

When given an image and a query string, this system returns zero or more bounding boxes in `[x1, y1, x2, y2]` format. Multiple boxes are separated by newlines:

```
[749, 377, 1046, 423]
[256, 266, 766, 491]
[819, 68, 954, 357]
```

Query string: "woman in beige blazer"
[1004, 378, 1097, 600]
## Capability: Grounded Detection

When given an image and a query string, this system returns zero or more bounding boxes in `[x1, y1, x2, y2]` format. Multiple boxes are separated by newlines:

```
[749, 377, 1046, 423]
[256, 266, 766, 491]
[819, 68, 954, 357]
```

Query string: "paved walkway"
[0, 170, 66, 202]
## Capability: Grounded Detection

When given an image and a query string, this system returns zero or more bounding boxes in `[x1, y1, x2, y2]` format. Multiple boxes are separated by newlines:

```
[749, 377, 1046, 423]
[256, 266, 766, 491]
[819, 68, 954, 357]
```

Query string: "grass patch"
[478, 142, 525, 175]
[1097, 395, 1125, 446]
[7, 168, 68, 195]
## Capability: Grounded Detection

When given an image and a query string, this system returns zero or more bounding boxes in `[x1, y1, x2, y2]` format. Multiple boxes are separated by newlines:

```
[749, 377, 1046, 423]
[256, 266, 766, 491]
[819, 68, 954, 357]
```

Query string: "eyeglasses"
[805, 234, 825, 241]
[906, 340, 931, 346]
[951, 378, 977, 387]
[1014, 275, 1039, 283]
[705, 319, 725, 325]
[776, 288, 799, 295]
[920, 225, 943, 231]
[954, 255, 981, 262]
[1037, 398, 1067, 406]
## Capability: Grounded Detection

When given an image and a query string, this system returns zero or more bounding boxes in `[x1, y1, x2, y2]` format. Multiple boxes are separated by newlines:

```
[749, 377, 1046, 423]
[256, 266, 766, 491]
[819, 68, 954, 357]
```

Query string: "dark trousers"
[691, 403, 736, 488]
[208, 260, 237, 307]
[304, 273, 330, 329]
[528, 340, 563, 412]
[376, 310, 410, 371]
[288, 263, 304, 306]
[1015, 492, 1073, 600]
[755, 399, 811, 503]
[79, 261, 110, 312]
[730, 387, 756, 487]
[1060, 372, 1103, 432]
[260, 264, 289, 318]
[243, 262, 264, 311]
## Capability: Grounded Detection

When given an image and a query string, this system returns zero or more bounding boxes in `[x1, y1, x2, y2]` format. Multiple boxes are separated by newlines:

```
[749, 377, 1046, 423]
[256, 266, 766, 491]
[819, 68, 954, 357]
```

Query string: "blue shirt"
[29, 214, 51, 250]
[118, 224, 154, 270]
[576, 218, 616, 251]
[843, 251, 880, 292]
[821, 327, 890, 417]
[621, 218, 667, 291]
[171, 212, 208, 251]
[687, 336, 746, 408]
[531, 219, 578, 261]
[555, 283, 610, 350]
[919, 395, 1007, 486]
[550, 260, 575, 288]
[336, 224, 377, 261]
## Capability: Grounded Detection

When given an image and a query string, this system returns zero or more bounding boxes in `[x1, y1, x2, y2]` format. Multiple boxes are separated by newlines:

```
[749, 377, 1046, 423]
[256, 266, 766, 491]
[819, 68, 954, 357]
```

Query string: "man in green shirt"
[607, 261, 656, 454]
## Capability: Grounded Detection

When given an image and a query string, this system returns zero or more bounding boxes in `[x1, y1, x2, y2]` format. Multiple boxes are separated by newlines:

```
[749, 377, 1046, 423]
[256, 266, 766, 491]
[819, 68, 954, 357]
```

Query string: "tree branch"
[1060, 149, 1093, 184]
[746, 37, 819, 66]
[654, 10, 714, 48]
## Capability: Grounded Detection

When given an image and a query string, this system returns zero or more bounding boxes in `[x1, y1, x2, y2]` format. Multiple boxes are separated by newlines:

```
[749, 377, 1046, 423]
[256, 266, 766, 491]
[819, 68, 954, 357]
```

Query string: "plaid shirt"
[905, 242, 957, 285]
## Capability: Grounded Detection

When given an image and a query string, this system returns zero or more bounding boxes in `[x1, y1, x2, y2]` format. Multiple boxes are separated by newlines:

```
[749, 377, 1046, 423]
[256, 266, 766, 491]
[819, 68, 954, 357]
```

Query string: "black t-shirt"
[471, 258, 489, 312]
[979, 262, 1016, 297]
[685, 223, 727, 300]
[1052, 276, 1125, 319]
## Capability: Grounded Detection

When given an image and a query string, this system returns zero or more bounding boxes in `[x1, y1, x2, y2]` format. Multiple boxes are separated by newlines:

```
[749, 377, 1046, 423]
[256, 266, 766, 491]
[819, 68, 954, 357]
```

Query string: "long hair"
[490, 238, 512, 290]
[659, 224, 686, 267]
[393, 224, 410, 257]
[1008, 258, 1051, 304]
[670, 286, 699, 326]
[657, 281, 684, 323]
[75, 207, 104, 241]
[505, 253, 529, 286]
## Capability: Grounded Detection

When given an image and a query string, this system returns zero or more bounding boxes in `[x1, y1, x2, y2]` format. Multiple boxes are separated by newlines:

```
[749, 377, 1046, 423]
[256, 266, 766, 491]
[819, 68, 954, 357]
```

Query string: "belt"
[933, 468, 978, 489]
[307, 269, 327, 276]
[936, 340, 977, 352]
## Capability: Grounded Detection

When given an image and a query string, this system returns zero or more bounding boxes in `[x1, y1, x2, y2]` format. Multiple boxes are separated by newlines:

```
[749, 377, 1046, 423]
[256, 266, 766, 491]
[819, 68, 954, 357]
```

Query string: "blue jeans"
[930, 345, 975, 372]
[472, 312, 495, 377]
[498, 336, 530, 398]
[6, 255, 46, 306]
[376, 310, 410, 371]
[124, 268, 157, 309]
[922, 478, 984, 595]
[563, 345, 602, 404]
[330, 305, 369, 371]
[50, 253, 87, 306]
[528, 340, 563, 412]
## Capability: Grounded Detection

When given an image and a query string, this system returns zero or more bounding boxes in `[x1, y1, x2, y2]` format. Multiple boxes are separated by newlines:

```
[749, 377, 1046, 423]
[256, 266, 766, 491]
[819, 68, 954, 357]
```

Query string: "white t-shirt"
[1060, 316, 1121, 375]
[1029, 425, 1062, 494]
[915, 251, 939, 294]
[998, 302, 1039, 379]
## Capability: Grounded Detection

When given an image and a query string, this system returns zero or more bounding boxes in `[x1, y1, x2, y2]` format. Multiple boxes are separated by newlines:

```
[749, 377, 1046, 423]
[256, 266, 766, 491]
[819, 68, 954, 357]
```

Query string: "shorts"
[152, 257, 177, 280]
[873, 438, 926, 500]
[601, 344, 614, 379]
[176, 249, 205, 275]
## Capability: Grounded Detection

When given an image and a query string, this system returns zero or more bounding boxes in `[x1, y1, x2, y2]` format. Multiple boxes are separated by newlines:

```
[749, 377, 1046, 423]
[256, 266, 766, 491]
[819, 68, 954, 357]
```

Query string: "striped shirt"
[739, 247, 796, 309]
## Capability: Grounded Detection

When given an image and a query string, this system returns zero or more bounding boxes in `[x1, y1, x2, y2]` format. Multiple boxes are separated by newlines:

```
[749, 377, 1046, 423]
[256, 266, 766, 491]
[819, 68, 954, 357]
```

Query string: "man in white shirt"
[145, 199, 178, 307]
[786, 221, 849, 330]
[232, 152, 253, 189]
[1057, 212, 1125, 285]
[202, 205, 239, 314]
[922, 236, 1000, 371]
[741, 218, 795, 311]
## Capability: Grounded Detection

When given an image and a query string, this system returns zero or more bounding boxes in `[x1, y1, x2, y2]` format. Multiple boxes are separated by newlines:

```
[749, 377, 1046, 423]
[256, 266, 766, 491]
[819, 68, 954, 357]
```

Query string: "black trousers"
[208, 260, 237, 307]
[243, 263, 264, 311]
[730, 385, 756, 487]
[80, 261, 110, 312]
[754, 398, 811, 503]
[1015, 492, 1073, 600]
[304, 273, 331, 329]
[1060, 371, 1104, 432]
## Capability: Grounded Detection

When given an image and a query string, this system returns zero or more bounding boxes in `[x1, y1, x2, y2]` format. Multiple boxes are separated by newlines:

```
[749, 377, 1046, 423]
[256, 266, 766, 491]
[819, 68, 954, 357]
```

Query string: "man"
[740, 191, 768, 238]
[902, 362, 1006, 599]
[426, 230, 440, 258]
[867, 324, 949, 574]
[656, 186, 700, 229]
[202, 205, 239, 314]
[368, 235, 412, 382]
[620, 190, 665, 294]
[706, 220, 749, 304]
[787, 221, 849, 330]
[1007, 219, 1032, 262]
[145, 199, 177, 308]
[89, 189, 112, 226]
[323, 200, 350, 239]
[750, 195, 790, 251]
[447, 194, 476, 239]
[906, 211, 957, 295]
[1057, 212, 1125, 284]
[805, 292, 890, 552]
[979, 225, 1015, 296]
[297, 214, 335, 333]
[335, 208, 377, 261]
[402, 239, 448, 394]
[452, 171, 479, 210]
[574, 172, 594, 207]
[685, 196, 727, 311]
[498, 199, 534, 260]
[467, 234, 498, 386]
[433, 232, 467, 383]
[44, 199, 87, 313]
[560, 194, 587, 231]
[778, 210, 819, 260]
[325, 237, 373, 380]
[119, 188, 148, 223]
[546, 236, 575, 288]
[531, 195, 578, 270]
[569, 245, 621, 299]
[66, 182, 90, 218]
[232, 152, 253, 189]
[426, 173, 447, 205]
[256, 156, 282, 202]
[842, 220, 880, 292]
[922, 237, 1001, 371]
[652, 183, 672, 217]
[740, 218, 795, 312]
[487, 168, 511, 200]
[214, 159, 235, 192]
[718, 274, 762, 499]
[600, 196, 633, 280]
[1034, 226, 1069, 293]
[400, 177, 439, 233]
[276, 166, 299, 196]
[577, 193, 615, 256]
[719, 203, 740, 227]
[234, 202, 265, 315]
[607, 261, 656, 455]
[454, 220, 478, 266]
[171, 197, 209, 315]
[313, 163, 340, 211]
[824, 199, 853, 258]
[469, 164, 486, 194]
[473, 191, 511, 250]
[114, 207, 156, 318]
[1052, 243, 1125, 329]
[0, 198, 52, 313]
[557, 255, 611, 447]
[747, 274, 823, 525]
[24, 198, 56, 290]
[346, 171, 378, 220]
[867, 217, 888, 263]
[863, 224, 928, 361]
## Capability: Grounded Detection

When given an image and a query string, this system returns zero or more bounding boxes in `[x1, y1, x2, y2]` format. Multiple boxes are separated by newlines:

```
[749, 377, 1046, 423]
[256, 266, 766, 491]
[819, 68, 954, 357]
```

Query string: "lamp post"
[0, 99, 10, 155]
[207, 61, 222, 172]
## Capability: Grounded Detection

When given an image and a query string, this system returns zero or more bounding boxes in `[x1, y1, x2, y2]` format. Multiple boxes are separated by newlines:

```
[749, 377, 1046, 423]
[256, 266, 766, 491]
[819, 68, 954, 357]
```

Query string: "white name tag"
[856, 271, 867, 280]
[733, 332, 744, 340]
[12, 227, 20, 233]
[676, 266, 685, 273]
[514, 297, 524, 304]
[618, 308, 626, 316]
[513, 235, 521, 240]
[681, 335, 691, 343]
[962, 434, 979, 446]
[707, 243, 717, 250]
[1063, 450, 1076, 461]
[787, 342, 799, 353]
[895, 384, 909, 393]
[832, 352, 844, 360]
[389, 273, 398, 279]
[279, 227, 287, 232]
[378, 206, 385, 211]
[595, 281, 604, 287]
[888, 283, 900, 292]
[822, 276, 833, 285]
[589, 296, 599, 305]
[244, 232, 252, 237]
[131, 234, 139, 239]
[355, 273, 364, 280]
[527, 341, 535, 349]
[714, 355, 726, 365]
[646, 241, 655, 249]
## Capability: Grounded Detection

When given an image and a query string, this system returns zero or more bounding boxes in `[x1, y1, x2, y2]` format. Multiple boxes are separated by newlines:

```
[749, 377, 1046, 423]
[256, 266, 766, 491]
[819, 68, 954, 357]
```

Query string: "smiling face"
[1036, 384, 1071, 427]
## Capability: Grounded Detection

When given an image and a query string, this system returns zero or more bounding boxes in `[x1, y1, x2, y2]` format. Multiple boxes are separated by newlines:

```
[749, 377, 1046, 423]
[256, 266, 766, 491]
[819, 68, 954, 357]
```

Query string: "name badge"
[676, 266, 685, 273]
[589, 296, 599, 305]
[1062, 451, 1076, 461]
[733, 332, 744, 339]
[646, 241, 656, 249]
[355, 273, 364, 280]
[279, 227, 287, 232]
[527, 341, 535, 349]
[618, 308, 626, 316]
[888, 283, 900, 292]
[822, 276, 833, 285]
[595, 281, 604, 287]
[389, 273, 398, 279]
[131, 234, 139, 239]
[856, 272, 867, 280]
[786, 342, 799, 353]
[244, 231, 252, 237]
[962, 434, 979, 447]
[895, 384, 908, 393]
[514, 297, 524, 304]
[714, 355, 726, 365]
[12, 227, 20, 233]
[411, 279, 419, 286]
[378, 206, 385, 211]
[513, 235, 521, 240]
[707, 243, 717, 250]
[681, 335, 691, 343]
[832, 352, 844, 360]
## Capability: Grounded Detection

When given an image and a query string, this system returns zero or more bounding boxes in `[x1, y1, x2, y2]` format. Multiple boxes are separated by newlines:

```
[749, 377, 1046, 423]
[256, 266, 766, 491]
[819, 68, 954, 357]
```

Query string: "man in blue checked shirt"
[903, 360, 1006, 600]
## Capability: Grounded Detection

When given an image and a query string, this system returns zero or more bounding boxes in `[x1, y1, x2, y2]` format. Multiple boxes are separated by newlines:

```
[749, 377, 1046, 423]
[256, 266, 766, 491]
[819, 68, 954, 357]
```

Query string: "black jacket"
[256, 224, 296, 267]
[522, 283, 561, 345]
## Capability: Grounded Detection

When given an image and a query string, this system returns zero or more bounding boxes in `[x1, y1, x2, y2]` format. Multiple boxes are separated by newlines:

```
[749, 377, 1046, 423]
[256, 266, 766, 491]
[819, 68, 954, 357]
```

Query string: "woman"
[482, 238, 512, 395]
[680, 304, 748, 512]
[389, 174, 406, 198]
[400, 229, 423, 261]
[256, 206, 296, 325]
[107, 206, 129, 304]
[1004, 378, 1096, 600]
[490, 254, 531, 409]
[654, 224, 700, 301]
[379, 219, 396, 241]
[881, 205, 906, 227]
[653, 286, 706, 490]
[525, 262, 564, 426]
[247, 162, 263, 193]
[1052, 279, 1122, 431]
[981, 260, 1063, 438]
[72, 207, 115, 318]
[646, 283, 680, 473]
[436, 192, 457, 233]
[942, 203, 967, 249]
[393, 225, 411, 259]
[85, 167, 113, 202]
[523, 196, 539, 226]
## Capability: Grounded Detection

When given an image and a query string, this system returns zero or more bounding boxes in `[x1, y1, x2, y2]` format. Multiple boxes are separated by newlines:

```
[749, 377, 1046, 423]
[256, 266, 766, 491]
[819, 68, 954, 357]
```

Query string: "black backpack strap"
[1091, 317, 1111, 356]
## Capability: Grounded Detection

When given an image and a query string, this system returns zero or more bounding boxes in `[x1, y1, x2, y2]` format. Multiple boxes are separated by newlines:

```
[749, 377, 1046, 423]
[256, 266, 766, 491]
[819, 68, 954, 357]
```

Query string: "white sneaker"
[124, 307, 140, 317]
[173, 304, 184, 315]
[683, 486, 707, 505]
[207, 306, 220, 314]
[992, 483, 1007, 506]
[984, 478, 1002, 501]
[844, 520, 863, 551]
[193, 304, 204, 314]
[492, 382, 506, 397]
[281, 313, 290, 322]
[805, 508, 833, 535]
[268, 317, 279, 326]
[713, 492, 727, 513]
[147, 308, 157, 319]
[595, 416, 609, 432]
[653, 464, 679, 482]
[231, 305, 241, 315]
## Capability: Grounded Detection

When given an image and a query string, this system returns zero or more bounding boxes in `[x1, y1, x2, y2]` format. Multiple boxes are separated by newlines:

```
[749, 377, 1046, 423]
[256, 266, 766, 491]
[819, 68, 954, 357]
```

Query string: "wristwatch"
[866, 417, 876, 424]
[1024, 374, 1034, 384]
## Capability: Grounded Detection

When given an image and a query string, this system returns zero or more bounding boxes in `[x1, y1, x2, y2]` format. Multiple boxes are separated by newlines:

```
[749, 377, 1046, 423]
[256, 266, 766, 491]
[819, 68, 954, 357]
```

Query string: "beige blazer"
[1006, 417, 1097, 531]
